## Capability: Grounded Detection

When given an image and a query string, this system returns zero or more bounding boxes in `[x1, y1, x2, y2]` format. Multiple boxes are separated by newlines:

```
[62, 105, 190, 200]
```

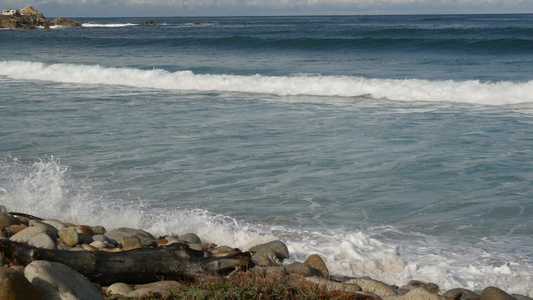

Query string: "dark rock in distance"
[52, 17, 82, 27]
[0, 6, 81, 29]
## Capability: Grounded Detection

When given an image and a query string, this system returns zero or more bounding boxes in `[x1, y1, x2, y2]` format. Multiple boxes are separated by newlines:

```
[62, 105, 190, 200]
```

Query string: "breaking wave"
[1, 60, 532, 105]
[1, 157, 532, 296]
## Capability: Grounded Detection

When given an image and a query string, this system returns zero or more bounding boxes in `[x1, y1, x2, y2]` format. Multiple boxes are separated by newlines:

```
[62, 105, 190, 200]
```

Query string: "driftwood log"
[0, 239, 253, 285]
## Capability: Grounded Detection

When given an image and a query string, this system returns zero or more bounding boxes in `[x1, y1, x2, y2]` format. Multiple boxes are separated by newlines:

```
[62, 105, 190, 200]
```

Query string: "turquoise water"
[1, 15, 533, 294]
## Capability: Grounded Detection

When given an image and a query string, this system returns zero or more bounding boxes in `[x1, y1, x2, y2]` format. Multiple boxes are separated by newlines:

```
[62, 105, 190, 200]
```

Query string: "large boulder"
[0, 267, 43, 300]
[249, 240, 289, 261]
[24, 261, 103, 300]
[11, 226, 57, 249]
[304, 254, 329, 279]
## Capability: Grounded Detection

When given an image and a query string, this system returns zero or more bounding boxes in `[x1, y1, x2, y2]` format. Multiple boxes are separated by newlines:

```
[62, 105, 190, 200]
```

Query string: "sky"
[2, 0, 532, 17]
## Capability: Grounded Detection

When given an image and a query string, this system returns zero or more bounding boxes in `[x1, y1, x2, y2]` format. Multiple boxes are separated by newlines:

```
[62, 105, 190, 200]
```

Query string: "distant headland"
[0, 6, 82, 29]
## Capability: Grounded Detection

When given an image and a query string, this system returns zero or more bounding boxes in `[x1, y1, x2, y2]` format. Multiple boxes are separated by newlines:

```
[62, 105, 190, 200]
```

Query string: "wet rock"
[249, 240, 289, 261]
[345, 277, 398, 298]
[480, 286, 515, 300]
[251, 248, 280, 266]
[180, 233, 202, 244]
[81, 243, 98, 251]
[91, 226, 106, 235]
[442, 288, 480, 300]
[52, 17, 82, 27]
[145, 20, 157, 25]
[76, 225, 95, 236]
[0, 267, 43, 300]
[78, 232, 94, 244]
[285, 262, 315, 277]
[24, 260, 103, 300]
[304, 254, 330, 279]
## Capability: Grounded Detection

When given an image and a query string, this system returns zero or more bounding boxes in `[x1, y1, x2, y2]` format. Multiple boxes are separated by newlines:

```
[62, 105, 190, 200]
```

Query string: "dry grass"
[103, 271, 359, 300]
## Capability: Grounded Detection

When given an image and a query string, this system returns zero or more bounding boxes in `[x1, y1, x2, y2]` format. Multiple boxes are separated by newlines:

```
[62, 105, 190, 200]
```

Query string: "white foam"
[2, 157, 533, 296]
[81, 23, 138, 28]
[1, 60, 532, 106]
[1, 157, 277, 249]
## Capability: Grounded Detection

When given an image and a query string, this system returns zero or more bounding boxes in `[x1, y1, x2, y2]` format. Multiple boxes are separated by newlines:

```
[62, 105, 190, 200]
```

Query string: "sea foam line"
[81, 23, 139, 27]
[1, 60, 532, 105]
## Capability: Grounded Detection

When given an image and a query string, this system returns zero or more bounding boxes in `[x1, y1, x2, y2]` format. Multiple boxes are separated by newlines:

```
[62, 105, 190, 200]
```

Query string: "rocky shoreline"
[0, 206, 530, 300]
[0, 6, 81, 29]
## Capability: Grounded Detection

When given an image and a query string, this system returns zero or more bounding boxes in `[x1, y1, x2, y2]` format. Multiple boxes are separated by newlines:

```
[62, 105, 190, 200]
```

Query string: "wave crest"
[1, 60, 532, 105]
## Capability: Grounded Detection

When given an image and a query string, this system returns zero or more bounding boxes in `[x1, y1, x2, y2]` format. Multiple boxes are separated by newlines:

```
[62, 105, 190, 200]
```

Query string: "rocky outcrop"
[0, 6, 81, 29]
[52, 17, 82, 27]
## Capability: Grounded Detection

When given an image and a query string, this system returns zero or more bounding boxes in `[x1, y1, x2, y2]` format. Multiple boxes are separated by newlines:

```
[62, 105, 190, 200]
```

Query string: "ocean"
[1, 14, 533, 295]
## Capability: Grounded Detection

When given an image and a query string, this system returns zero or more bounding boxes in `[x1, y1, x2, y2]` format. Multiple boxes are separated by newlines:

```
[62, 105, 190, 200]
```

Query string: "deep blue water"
[1, 14, 533, 295]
